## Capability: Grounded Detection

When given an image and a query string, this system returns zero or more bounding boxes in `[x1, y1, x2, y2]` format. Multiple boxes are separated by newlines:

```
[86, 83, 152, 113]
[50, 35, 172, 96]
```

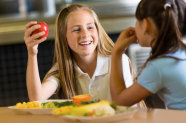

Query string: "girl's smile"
[79, 40, 93, 46]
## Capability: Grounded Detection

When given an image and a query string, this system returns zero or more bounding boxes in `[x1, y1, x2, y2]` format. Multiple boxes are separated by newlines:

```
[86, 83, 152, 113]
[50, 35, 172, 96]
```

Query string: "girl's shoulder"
[165, 48, 186, 60]
[147, 48, 186, 69]
[48, 63, 58, 72]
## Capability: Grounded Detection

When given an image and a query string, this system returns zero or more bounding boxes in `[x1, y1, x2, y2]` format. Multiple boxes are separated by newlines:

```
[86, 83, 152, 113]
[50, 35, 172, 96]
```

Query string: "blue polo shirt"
[137, 48, 186, 110]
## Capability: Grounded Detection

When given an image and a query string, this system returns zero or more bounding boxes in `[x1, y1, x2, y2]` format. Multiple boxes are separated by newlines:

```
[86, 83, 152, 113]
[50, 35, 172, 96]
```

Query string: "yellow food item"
[52, 100, 115, 117]
[14, 101, 42, 109]
[52, 106, 74, 115]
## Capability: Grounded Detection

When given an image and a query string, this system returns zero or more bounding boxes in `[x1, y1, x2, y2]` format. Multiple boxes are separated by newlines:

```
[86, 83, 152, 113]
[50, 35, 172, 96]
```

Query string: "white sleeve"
[45, 64, 60, 92]
[122, 54, 133, 88]
[46, 76, 59, 87]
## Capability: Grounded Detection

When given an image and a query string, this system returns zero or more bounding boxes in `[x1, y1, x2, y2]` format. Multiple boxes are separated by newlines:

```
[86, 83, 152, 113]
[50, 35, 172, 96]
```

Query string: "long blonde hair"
[43, 4, 114, 99]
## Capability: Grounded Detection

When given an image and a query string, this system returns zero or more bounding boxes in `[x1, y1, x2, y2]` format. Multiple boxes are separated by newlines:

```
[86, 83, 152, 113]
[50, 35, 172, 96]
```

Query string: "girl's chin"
[73, 51, 96, 58]
[139, 42, 150, 47]
[80, 52, 95, 56]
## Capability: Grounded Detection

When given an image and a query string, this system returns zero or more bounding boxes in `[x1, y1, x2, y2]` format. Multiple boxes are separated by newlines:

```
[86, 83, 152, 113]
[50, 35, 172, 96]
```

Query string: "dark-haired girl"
[111, 0, 186, 110]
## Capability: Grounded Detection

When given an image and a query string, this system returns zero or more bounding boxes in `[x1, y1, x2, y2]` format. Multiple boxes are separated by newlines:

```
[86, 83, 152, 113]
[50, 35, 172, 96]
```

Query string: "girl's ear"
[143, 18, 150, 35]
[143, 18, 158, 36]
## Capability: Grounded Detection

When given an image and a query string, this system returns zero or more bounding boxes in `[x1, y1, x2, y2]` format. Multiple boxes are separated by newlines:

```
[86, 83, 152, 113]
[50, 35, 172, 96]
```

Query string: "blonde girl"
[24, 4, 133, 102]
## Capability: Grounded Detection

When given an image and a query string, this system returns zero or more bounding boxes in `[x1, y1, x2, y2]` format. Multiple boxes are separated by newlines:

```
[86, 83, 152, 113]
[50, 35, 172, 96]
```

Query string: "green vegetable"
[81, 100, 100, 105]
[83, 113, 89, 116]
[110, 103, 117, 110]
[42, 102, 56, 108]
[42, 101, 74, 108]
[53, 101, 74, 108]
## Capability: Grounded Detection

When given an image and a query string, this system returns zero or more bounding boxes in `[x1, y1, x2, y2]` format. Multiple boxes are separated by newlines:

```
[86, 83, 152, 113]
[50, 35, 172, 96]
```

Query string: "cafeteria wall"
[0, 40, 54, 106]
[0, 33, 119, 107]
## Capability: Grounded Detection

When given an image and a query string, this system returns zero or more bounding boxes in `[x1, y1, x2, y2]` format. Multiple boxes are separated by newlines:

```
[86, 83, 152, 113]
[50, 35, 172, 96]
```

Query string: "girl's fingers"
[25, 21, 37, 29]
[127, 30, 135, 37]
[114, 27, 137, 54]
[30, 31, 45, 41]
[25, 24, 41, 37]
[128, 35, 137, 43]
[26, 37, 46, 49]
[33, 37, 47, 46]
[116, 27, 137, 47]
[25, 32, 46, 47]
[24, 21, 40, 41]
[123, 27, 136, 38]
[24, 21, 47, 55]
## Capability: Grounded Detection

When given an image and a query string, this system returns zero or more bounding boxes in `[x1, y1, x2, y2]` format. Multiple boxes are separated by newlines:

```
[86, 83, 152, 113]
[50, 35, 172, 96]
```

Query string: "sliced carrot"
[88, 109, 95, 117]
[73, 94, 91, 105]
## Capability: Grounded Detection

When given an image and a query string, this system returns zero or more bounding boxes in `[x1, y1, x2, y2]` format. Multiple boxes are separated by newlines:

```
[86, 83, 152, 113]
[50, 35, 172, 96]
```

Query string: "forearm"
[26, 54, 43, 101]
[110, 27, 137, 104]
[110, 50, 126, 103]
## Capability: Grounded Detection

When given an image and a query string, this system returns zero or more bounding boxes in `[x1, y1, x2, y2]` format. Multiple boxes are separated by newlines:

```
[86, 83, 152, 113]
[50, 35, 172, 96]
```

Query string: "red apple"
[31, 22, 49, 39]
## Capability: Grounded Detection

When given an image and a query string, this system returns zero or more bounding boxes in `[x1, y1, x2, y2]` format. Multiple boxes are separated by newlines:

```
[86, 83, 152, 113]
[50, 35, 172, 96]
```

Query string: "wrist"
[112, 46, 126, 56]
[27, 49, 38, 56]
[113, 42, 128, 55]
[28, 52, 37, 58]
[112, 49, 123, 60]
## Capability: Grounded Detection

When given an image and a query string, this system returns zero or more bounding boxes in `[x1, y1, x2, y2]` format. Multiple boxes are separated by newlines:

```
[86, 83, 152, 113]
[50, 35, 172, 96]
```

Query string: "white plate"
[8, 99, 137, 121]
[58, 106, 137, 122]
[8, 99, 71, 115]
[8, 106, 53, 115]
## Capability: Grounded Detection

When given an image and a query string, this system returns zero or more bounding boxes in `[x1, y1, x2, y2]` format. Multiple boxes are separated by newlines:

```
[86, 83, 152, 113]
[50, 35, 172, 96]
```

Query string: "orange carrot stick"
[73, 94, 91, 105]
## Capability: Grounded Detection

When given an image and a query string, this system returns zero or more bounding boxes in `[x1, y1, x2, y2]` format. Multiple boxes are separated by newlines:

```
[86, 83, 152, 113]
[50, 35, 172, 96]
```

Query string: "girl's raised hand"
[113, 27, 137, 55]
[24, 21, 47, 56]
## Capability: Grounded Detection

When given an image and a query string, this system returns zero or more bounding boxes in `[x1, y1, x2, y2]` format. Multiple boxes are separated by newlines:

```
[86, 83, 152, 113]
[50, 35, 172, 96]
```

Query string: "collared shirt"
[47, 53, 133, 102]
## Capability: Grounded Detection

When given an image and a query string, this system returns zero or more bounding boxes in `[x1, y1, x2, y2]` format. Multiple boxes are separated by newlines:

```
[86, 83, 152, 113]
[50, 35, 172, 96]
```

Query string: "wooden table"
[0, 107, 186, 123]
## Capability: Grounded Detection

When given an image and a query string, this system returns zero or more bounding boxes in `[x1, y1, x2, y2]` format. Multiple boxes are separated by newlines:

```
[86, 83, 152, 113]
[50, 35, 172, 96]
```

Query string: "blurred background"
[0, 0, 185, 107]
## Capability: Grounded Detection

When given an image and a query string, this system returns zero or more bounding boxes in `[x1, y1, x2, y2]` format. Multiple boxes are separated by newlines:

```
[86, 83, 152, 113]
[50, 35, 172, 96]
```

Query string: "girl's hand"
[113, 27, 137, 55]
[24, 21, 47, 56]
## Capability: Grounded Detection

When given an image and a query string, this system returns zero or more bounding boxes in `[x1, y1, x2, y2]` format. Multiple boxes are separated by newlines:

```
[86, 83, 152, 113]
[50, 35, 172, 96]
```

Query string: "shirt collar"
[75, 53, 109, 78]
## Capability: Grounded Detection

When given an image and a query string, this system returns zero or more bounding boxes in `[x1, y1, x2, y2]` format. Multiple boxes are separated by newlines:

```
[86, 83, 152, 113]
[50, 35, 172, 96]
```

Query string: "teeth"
[80, 41, 92, 45]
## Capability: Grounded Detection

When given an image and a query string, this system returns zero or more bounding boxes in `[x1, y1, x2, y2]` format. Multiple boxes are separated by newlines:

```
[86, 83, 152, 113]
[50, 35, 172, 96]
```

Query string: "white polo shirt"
[47, 54, 133, 102]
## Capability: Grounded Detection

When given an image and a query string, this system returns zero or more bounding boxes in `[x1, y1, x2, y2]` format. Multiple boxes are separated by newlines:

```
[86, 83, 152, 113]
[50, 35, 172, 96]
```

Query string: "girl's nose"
[81, 29, 89, 38]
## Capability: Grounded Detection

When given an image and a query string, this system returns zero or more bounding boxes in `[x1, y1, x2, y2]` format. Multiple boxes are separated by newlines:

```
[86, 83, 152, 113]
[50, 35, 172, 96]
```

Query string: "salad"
[52, 100, 116, 117]
[13, 94, 134, 117]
